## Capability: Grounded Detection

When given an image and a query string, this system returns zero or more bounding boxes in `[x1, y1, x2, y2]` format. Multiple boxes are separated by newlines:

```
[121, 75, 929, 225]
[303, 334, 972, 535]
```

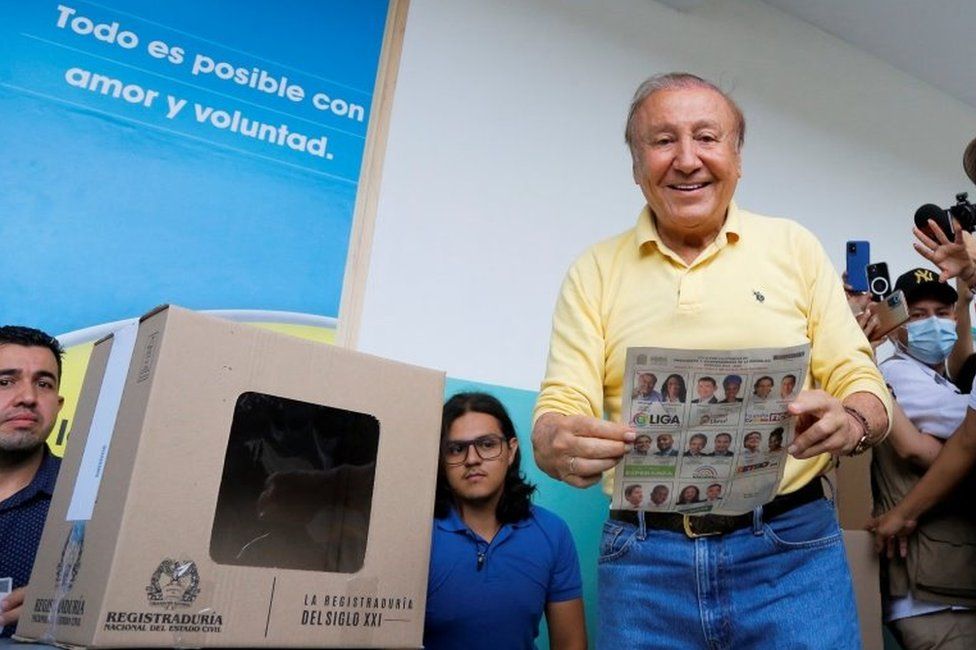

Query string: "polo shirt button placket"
[475, 539, 488, 571]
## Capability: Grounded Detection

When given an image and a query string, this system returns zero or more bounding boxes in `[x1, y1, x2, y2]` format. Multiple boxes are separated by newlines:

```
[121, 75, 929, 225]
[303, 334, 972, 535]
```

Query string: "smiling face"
[754, 377, 774, 399]
[0, 344, 64, 454]
[664, 376, 681, 398]
[630, 87, 741, 248]
[443, 411, 516, 506]
[650, 485, 669, 505]
[656, 433, 673, 452]
[637, 373, 656, 394]
[625, 485, 644, 507]
[722, 380, 740, 401]
[713, 433, 732, 454]
[780, 375, 796, 399]
[696, 379, 716, 400]
[679, 486, 700, 503]
[744, 432, 761, 452]
[635, 435, 653, 454]
[687, 435, 706, 454]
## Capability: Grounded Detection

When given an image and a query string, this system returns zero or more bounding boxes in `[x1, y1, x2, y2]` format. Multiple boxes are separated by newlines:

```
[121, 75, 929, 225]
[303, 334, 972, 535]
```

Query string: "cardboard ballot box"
[16, 306, 444, 648]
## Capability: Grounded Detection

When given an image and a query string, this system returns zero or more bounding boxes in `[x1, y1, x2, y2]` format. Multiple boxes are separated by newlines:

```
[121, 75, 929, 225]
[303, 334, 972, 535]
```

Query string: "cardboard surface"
[835, 450, 875, 531]
[16, 306, 444, 648]
[844, 530, 884, 650]
[833, 449, 885, 650]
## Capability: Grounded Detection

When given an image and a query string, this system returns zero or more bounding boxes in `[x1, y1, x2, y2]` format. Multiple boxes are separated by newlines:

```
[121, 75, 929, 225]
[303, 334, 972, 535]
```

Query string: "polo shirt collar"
[634, 200, 743, 256]
[891, 348, 953, 388]
[436, 506, 469, 533]
[434, 505, 533, 533]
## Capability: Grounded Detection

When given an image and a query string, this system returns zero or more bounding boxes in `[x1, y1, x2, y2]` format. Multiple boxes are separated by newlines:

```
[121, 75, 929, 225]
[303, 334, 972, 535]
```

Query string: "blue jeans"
[597, 497, 861, 649]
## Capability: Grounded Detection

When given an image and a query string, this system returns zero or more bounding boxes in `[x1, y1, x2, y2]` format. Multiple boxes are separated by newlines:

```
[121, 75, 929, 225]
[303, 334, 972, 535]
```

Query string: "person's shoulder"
[529, 505, 577, 538]
[879, 352, 923, 382]
[738, 209, 822, 247]
[738, 208, 807, 231]
[529, 504, 572, 529]
[527, 506, 578, 554]
[574, 226, 638, 263]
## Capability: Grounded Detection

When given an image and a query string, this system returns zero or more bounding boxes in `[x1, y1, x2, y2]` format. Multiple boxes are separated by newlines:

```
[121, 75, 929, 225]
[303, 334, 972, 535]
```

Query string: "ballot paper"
[613, 344, 809, 516]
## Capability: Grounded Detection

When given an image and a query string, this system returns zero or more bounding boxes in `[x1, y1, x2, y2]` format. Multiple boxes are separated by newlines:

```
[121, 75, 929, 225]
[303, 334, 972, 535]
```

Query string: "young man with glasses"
[424, 392, 586, 650]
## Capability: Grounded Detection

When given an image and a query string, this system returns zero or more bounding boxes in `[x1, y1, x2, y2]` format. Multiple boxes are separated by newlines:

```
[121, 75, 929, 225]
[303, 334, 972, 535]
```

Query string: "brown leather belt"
[609, 479, 825, 538]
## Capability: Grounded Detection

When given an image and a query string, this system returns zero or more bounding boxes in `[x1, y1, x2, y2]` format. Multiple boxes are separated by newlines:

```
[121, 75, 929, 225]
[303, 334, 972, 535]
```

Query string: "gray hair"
[624, 72, 745, 160]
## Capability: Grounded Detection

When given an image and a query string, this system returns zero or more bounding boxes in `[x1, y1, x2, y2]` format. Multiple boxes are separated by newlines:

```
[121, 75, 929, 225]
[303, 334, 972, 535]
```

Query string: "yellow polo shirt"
[534, 202, 891, 496]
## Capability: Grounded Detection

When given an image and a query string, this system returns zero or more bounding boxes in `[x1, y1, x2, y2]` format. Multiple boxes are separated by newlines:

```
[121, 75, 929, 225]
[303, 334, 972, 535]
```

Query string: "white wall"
[357, 0, 976, 388]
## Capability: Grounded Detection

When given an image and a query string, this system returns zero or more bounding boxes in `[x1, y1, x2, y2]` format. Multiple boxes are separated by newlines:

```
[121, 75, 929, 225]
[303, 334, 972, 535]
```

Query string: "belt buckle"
[682, 514, 722, 539]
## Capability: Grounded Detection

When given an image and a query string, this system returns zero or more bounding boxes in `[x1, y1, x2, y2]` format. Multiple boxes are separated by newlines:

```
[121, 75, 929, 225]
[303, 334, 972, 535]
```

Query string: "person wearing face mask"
[880, 268, 969, 433]
[868, 267, 976, 648]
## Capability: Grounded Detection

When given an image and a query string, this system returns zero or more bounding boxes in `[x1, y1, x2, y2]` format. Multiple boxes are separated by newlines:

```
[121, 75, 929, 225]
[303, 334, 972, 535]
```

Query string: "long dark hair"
[434, 392, 536, 523]
[663, 374, 686, 402]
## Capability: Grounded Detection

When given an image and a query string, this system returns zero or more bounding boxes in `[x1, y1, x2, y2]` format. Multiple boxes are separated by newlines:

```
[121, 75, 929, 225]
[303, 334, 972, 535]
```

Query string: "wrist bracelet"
[844, 405, 874, 456]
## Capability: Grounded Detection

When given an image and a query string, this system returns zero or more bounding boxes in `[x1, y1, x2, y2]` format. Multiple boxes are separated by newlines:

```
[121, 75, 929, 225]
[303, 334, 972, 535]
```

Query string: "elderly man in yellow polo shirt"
[532, 72, 891, 649]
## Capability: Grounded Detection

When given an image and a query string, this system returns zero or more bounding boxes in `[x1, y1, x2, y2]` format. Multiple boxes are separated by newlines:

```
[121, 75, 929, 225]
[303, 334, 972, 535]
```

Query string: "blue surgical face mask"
[905, 317, 957, 365]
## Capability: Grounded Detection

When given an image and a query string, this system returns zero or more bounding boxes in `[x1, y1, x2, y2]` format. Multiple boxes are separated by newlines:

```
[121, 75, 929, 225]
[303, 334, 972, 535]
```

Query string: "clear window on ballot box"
[209, 391, 379, 573]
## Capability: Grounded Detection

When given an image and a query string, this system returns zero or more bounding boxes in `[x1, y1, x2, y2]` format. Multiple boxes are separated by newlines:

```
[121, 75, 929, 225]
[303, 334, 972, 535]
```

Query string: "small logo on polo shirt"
[753, 290, 765, 303]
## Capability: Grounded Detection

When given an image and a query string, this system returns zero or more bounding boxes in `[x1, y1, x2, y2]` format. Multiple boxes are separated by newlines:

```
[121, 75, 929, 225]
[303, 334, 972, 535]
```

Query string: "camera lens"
[870, 276, 889, 296]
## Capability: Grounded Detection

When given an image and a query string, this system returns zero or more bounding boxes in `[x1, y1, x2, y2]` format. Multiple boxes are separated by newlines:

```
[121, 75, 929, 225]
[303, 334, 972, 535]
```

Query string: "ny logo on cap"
[914, 269, 935, 283]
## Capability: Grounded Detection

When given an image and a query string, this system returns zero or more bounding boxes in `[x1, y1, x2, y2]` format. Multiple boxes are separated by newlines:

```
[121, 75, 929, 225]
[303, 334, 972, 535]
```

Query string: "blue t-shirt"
[0, 448, 60, 637]
[424, 504, 582, 650]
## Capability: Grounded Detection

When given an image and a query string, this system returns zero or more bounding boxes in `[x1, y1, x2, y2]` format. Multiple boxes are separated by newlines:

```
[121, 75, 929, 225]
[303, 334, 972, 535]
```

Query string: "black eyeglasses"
[443, 435, 507, 466]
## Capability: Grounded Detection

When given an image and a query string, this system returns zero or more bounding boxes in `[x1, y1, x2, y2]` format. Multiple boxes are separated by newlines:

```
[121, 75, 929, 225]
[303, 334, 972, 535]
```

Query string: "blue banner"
[0, 0, 389, 334]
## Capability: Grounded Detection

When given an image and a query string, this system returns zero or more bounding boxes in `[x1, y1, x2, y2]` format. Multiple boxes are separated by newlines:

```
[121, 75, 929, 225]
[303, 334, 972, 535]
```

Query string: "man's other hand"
[0, 586, 25, 629]
[914, 218, 976, 283]
[867, 509, 916, 559]
[854, 304, 885, 350]
[532, 413, 634, 488]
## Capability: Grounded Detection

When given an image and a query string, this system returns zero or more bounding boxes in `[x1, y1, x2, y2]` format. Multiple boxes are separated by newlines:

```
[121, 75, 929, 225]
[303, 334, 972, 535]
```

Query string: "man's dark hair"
[754, 375, 774, 390]
[434, 392, 536, 523]
[0, 325, 64, 379]
[624, 484, 642, 498]
[699, 376, 716, 387]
